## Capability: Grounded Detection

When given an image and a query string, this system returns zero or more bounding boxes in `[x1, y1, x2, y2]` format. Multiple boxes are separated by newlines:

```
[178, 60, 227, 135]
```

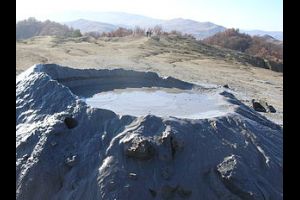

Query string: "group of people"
[146, 29, 152, 37]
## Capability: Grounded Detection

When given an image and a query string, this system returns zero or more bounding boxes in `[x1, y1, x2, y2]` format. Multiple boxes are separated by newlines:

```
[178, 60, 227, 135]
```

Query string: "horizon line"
[16, 11, 283, 32]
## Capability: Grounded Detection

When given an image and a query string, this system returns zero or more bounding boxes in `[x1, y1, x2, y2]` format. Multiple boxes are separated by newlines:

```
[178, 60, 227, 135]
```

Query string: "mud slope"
[16, 64, 282, 200]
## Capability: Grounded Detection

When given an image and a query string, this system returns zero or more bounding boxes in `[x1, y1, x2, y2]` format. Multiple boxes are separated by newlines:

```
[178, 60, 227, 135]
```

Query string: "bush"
[170, 30, 183, 36]
[71, 29, 82, 37]
[101, 27, 133, 37]
[84, 31, 101, 39]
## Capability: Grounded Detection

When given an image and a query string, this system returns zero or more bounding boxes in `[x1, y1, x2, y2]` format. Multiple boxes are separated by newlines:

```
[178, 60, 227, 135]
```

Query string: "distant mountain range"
[65, 19, 119, 33]
[159, 18, 226, 39]
[53, 11, 281, 40]
[65, 17, 226, 39]
[258, 34, 283, 45]
[240, 30, 282, 41]
[62, 11, 164, 28]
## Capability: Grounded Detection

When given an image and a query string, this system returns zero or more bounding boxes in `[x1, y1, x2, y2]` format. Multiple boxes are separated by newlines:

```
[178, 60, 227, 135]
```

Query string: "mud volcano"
[83, 87, 232, 119]
[16, 64, 282, 200]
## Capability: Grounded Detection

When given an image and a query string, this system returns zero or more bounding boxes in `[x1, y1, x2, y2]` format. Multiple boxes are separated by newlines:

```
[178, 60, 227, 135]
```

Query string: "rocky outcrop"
[252, 99, 267, 112]
[252, 99, 276, 113]
[16, 64, 282, 200]
[124, 136, 156, 160]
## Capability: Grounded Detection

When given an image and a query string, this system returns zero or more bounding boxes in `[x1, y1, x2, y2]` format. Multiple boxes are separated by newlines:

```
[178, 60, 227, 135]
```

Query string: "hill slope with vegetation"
[16, 18, 82, 40]
[203, 29, 283, 64]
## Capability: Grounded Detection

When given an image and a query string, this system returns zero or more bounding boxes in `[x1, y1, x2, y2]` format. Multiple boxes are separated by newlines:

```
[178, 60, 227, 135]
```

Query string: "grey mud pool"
[83, 87, 231, 119]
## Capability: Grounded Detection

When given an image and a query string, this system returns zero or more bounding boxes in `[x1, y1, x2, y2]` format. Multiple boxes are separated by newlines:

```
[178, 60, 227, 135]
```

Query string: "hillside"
[60, 11, 164, 28]
[57, 12, 282, 39]
[64, 17, 225, 40]
[259, 35, 283, 45]
[160, 18, 225, 39]
[203, 29, 283, 64]
[241, 30, 283, 41]
[18, 12, 282, 41]
[16, 18, 82, 40]
[56, 12, 225, 39]
[64, 19, 119, 33]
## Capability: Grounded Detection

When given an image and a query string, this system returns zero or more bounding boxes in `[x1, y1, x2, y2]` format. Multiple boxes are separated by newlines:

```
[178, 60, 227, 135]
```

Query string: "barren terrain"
[16, 35, 283, 125]
[16, 64, 282, 199]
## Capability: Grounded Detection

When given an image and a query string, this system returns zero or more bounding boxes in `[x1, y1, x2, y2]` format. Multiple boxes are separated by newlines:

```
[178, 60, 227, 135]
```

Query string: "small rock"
[223, 84, 229, 89]
[22, 154, 29, 160]
[27, 157, 34, 162]
[251, 99, 266, 112]
[267, 105, 276, 113]
[217, 155, 237, 179]
[64, 117, 78, 129]
[125, 137, 155, 160]
[252, 99, 276, 113]
[216, 155, 259, 199]
[65, 155, 77, 167]
[123, 184, 132, 193]
[128, 173, 137, 180]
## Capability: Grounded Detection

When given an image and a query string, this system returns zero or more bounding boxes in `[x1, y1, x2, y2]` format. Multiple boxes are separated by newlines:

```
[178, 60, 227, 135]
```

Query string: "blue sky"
[16, 0, 283, 31]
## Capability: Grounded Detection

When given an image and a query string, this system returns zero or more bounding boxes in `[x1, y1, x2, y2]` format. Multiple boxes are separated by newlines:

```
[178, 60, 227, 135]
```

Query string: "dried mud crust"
[16, 64, 282, 200]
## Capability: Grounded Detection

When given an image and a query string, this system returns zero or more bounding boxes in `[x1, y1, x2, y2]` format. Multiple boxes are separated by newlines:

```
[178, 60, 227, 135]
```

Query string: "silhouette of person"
[146, 29, 152, 37]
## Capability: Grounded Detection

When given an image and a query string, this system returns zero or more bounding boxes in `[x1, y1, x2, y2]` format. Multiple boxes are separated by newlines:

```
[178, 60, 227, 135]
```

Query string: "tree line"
[16, 18, 82, 40]
[84, 26, 195, 39]
[202, 28, 282, 63]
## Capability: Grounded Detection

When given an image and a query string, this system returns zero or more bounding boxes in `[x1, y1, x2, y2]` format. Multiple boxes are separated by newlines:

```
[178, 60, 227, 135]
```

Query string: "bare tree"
[153, 25, 162, 35]
[133, 26, 145, 37]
